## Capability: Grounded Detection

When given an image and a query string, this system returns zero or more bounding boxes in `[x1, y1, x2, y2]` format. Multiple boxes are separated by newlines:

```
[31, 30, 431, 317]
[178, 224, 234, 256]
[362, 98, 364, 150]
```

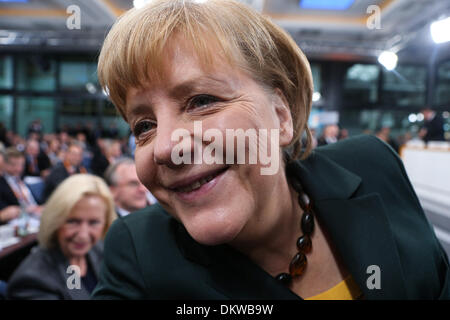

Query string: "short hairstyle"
[104, 157, 135, 186]
[4, 147, 24, 163]
[98, 0, 313, 160]
[38, 174, 116, 249]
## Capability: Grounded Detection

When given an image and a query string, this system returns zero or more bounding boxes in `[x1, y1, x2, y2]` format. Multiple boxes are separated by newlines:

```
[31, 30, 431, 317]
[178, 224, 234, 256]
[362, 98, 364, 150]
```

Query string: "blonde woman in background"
[7, 174, 116, 300]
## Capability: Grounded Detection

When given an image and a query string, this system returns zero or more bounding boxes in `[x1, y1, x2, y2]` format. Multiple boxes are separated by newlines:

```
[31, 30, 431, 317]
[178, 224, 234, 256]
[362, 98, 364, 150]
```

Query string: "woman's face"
[127, 39, 293, 246]
[57, 195, 106, 259]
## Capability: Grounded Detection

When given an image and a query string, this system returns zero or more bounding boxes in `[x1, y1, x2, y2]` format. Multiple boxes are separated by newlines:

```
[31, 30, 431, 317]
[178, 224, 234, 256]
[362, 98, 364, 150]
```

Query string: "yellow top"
[305, 275, 363, 300]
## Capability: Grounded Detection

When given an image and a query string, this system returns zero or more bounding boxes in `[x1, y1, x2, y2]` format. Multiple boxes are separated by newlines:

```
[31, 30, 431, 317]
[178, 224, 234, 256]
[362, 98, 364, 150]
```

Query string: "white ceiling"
[0, 0, 449, 61]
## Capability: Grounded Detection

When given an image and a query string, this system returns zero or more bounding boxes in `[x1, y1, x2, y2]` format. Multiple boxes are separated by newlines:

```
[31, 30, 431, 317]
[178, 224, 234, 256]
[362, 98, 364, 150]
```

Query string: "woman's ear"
[273, 88, 294, 147]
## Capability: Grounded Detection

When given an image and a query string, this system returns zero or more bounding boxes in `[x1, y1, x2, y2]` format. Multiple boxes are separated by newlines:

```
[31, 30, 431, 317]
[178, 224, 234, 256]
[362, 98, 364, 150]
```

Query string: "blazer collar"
[50, 245, 101, 300]
[175, 150, 408, 299]
[291, 150, 362, 201]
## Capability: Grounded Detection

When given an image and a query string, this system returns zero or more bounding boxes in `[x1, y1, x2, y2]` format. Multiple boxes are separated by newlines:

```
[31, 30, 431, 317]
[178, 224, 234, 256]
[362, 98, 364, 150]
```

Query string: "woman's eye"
[89, 220, 101, 227]
[133, 120, 155, 137]
[188, 95, 220, 110]
[66, 219, 79, 225]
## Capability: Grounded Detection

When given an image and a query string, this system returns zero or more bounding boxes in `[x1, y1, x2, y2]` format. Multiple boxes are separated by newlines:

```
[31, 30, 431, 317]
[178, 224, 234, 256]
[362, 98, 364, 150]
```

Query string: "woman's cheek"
[134, 147, 154, 189]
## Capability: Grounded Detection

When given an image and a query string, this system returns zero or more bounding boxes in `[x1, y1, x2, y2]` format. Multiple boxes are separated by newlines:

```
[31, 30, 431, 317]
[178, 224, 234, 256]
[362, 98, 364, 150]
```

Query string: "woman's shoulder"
[112, 203, 174, 237]
[310, 134, 403, 178]
[314, 134, 398, 164]
[6, 246, 63, 299]
[10, 246, 56, 273]
[104, 204, 180, 260]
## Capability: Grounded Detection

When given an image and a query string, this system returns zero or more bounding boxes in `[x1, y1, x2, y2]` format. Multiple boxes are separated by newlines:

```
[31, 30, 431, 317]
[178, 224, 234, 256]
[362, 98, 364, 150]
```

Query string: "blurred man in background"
[0, 148, 41, 224]
[318, 124, 339, 146]
[23, 139, 51, 178]
[375, 126, 399, 153]
[43, 142, 87, 200]
[419, 107, 445, 143]
[104, 158, 154, 218]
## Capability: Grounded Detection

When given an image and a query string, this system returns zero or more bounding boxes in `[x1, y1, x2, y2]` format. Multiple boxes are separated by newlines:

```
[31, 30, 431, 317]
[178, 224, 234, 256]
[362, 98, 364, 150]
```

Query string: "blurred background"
[0, 0, 449, 266]
[1, 0, 449, 138]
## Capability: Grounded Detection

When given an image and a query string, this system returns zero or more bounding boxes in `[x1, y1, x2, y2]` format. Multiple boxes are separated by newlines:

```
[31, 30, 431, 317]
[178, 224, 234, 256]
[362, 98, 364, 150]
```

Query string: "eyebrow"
[127, 75, 234, 118]
[169, 76, 231, 100]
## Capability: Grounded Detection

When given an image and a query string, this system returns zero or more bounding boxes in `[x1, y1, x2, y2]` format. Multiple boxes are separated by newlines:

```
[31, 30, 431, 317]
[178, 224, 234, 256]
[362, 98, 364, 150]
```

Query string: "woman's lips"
[172, 167, 229, 202]
[72, 242, 88, 250]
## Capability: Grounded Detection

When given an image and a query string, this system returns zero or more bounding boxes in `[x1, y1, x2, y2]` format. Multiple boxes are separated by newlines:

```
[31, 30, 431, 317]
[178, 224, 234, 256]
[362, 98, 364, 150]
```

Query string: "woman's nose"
[76, 223, 90, 239]
[153, 118, 194, 167]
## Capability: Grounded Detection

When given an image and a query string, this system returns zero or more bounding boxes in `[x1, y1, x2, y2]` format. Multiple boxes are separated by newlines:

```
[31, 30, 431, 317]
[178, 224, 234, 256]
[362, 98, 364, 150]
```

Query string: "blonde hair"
[98, 0, 313, 159]
[38, 174, 116, 249]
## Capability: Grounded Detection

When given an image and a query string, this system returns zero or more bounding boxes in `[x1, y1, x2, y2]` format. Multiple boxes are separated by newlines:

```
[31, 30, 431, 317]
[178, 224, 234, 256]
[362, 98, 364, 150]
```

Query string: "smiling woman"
[92, 0, 450, 300]
[6, 174, 116, 300]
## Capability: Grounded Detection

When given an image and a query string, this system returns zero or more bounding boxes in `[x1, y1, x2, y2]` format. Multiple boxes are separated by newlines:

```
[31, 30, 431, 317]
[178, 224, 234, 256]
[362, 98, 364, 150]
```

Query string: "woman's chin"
[185, 220, 244, 246]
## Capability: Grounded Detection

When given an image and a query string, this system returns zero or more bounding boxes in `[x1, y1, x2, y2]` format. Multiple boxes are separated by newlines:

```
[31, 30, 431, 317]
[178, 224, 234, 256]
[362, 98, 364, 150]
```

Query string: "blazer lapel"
[314, 195, 408, 299]
[51, 248, 92, 300]
[293, 151, 409, 299]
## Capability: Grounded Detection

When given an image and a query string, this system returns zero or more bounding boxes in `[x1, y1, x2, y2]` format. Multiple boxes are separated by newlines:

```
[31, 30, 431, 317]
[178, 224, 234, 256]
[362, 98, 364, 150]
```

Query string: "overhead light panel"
[312, 92, 321, 102]
[378, 51, 398, 71]
[430, 17, 450, 44]
[299, 0, 355, 11]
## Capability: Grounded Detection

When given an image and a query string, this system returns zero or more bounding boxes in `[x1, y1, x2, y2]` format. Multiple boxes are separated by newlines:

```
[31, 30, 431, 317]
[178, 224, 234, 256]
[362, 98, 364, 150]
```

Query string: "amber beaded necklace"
[275, 159, 315, 286]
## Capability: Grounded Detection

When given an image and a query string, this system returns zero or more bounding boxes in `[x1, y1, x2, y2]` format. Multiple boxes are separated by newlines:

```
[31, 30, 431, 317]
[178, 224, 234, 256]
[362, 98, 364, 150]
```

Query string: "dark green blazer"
[92, 135, 450, 300]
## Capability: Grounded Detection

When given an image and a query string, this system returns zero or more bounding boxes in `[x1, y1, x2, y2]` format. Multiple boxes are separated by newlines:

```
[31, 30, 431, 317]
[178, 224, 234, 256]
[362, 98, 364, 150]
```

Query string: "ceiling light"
[430, 17, 450, 44]
[408, 114, 417, 123]
[300, 0, 355, 11]
[378, 51, 398, 71]
[416, 113, 424, 122]
[312, 92, 321, 102]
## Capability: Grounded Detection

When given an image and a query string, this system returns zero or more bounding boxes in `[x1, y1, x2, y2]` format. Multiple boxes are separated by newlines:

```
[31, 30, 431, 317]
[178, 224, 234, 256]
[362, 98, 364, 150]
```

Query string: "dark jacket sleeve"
[6, 250, 63, 300]
[91, 218, 148, 299]
[370, 135, 450, 299]
[0, 177, 19, 211]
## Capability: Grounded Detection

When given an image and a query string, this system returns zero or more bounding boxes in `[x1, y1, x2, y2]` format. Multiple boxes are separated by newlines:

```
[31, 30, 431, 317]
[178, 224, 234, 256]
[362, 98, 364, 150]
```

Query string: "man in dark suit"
[43, 143, 87, 201]
[0, 148, 41, 224]
[419, 107, 445, 143]
[23, 139, 51, 178]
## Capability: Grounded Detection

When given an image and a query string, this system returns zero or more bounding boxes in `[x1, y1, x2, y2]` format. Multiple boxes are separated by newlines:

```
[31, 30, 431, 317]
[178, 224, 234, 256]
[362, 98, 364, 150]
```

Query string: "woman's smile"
[169, 166, 230, 203]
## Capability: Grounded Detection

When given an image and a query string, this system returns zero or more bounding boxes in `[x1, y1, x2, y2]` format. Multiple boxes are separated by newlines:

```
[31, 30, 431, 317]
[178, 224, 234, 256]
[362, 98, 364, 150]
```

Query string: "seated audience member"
[46, 138, 63, 167]
[23, 139, 51, 178]
[43, 143, 87, 200]
[317, 124, 339, 146]
[6, 174, 116, 300]
[0, 148, 42, 224]
[104, 158, 151, 218]
[90, 138, 110, 177]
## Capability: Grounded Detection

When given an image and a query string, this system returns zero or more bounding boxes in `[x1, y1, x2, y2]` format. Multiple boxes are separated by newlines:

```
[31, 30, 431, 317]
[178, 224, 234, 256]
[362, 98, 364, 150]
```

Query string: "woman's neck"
[231, 169, 304, 277]
[68, 255, 88, 277]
